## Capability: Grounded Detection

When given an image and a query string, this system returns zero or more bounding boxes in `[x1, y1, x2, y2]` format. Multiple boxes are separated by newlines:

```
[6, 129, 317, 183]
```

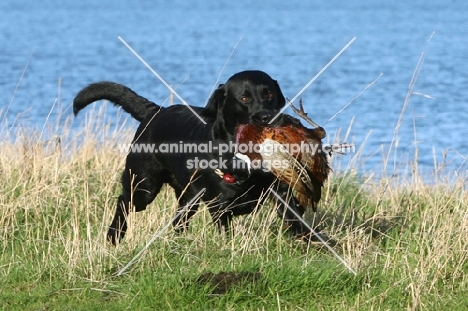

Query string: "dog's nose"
[252, 111, 274, 125]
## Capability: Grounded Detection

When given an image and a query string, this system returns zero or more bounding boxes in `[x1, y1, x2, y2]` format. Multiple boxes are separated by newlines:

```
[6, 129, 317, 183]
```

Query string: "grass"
[1, 105, 468, 311]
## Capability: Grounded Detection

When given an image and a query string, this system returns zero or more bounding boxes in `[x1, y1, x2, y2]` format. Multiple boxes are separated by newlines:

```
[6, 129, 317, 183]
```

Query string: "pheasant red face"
[222, 173, 236, 183]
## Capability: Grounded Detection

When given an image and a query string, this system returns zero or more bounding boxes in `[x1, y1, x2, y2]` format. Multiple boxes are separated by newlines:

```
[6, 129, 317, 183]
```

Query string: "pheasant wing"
[259, 139, 315, 208]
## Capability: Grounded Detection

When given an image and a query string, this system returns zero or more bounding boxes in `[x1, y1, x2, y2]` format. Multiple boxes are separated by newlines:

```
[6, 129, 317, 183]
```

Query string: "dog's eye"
[241, 96, 250, 103]
[267, 92, 274, 99]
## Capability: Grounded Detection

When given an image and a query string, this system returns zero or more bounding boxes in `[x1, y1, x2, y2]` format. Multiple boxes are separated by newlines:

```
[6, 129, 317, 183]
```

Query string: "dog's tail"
[73, 82, 159, 122]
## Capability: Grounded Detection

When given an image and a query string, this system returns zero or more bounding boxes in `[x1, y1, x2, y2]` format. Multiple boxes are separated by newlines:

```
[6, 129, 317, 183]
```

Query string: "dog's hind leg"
[107, 194, 131, 245]
[107, 167, 164, 245]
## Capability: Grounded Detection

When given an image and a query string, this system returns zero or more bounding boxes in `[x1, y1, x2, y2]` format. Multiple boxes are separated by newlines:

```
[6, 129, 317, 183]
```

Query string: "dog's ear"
[274, 80, 286, 108]
[201, 84, 225, 118]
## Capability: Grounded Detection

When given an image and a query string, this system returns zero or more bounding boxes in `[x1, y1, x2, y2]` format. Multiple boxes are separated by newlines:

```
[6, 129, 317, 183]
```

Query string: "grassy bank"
[1, 112, 467, 310]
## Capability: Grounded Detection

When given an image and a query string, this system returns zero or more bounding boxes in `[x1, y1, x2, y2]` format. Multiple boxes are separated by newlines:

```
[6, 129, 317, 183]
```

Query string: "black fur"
[73, 82, 157, 122]
[74, 70, 315, 244]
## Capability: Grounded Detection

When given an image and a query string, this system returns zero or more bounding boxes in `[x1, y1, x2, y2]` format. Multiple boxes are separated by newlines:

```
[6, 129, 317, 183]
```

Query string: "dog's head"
[202, 70, 286, 138]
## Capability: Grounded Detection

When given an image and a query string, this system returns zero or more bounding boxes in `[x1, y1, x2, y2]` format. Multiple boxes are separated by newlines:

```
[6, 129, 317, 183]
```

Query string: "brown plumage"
[235, 116, 330, 211]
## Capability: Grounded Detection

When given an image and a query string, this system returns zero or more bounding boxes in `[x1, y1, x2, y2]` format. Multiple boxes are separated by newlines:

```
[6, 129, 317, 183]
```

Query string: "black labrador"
[74, 70, 316, 244]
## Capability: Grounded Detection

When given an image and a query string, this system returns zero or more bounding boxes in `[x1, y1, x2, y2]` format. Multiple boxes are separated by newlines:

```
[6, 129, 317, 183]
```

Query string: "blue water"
[1, 0, 467, 178]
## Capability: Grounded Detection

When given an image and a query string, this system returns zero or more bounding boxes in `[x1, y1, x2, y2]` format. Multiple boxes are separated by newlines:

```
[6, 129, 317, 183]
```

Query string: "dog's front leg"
[208, 204, 233, 236]
[275, 196, 312, 238]
[274, 183, 324, 241]
[172, 192, 203, 234]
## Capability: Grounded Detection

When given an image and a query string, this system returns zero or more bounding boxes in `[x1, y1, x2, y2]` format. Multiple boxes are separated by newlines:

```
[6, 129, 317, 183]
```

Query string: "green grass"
[1, 111, 468, 311]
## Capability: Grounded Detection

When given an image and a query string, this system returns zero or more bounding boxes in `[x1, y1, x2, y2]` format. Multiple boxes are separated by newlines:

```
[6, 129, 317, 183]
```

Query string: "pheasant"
[235, 114, 330, 211]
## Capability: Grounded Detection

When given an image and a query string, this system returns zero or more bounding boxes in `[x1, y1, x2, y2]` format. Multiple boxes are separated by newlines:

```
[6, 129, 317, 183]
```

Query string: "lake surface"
[1, 0, 467, 179]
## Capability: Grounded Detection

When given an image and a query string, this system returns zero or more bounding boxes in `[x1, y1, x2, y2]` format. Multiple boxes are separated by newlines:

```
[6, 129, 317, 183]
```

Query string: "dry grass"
[1, 104, 467, 310]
